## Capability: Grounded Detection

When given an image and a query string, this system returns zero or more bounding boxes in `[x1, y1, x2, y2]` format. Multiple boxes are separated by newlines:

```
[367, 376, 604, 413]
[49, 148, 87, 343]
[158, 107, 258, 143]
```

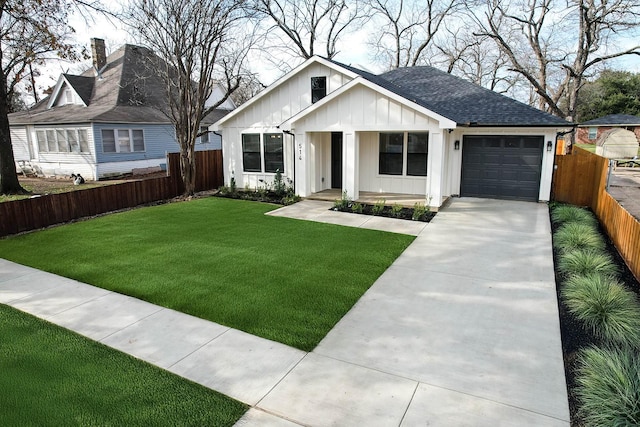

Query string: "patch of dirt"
[552, 217, 640, 426]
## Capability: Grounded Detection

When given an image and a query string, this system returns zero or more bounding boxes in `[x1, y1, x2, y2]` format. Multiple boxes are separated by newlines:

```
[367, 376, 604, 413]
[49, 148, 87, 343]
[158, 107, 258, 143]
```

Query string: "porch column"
[294, 132, 309, 197]
[426, 131, 445, 208]
[343, 131, 359, 200]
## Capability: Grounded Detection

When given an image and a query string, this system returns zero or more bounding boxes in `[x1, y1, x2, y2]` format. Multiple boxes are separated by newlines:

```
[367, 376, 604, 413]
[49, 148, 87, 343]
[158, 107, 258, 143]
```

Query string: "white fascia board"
[212, 56, 361, 130]
[280, 77, 457, 130]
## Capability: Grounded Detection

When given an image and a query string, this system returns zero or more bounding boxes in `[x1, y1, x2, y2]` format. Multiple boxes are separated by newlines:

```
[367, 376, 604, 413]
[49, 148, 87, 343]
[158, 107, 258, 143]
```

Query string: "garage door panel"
[461, 135, 543, 201]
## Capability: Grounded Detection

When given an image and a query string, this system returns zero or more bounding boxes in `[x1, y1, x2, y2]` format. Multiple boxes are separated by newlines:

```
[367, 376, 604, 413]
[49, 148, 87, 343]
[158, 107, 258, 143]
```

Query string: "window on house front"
[379, 133, 404, 175]
[264, 133, 284, 173]
[407, 133, 428, 176]
[35, 128, 89, 153]
[242, 133, 285, 173]
[242, 133, 261, 172]
[588, 127, 597, 140]
[311, 76, 327, 103]
[101, 129, 145, 153]
[379, 132, 429, 176]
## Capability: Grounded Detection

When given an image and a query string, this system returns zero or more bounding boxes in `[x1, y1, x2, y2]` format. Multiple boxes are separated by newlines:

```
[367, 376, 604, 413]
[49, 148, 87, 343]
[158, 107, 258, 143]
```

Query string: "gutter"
[282, 129, 296, 194]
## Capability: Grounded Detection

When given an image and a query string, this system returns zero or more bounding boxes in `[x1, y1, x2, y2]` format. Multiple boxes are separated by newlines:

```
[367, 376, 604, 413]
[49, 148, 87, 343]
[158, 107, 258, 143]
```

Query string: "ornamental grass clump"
[562, 274, 640, 348]
[576, 346, 640, 427]
[551, 204, 598, 227]
[557, 249, 618, 278]
[553, 222, 605, 253]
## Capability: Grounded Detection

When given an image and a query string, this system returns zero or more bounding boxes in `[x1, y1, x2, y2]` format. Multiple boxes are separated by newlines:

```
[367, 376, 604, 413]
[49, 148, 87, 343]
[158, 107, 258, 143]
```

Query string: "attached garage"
[461, 135, 544, 201]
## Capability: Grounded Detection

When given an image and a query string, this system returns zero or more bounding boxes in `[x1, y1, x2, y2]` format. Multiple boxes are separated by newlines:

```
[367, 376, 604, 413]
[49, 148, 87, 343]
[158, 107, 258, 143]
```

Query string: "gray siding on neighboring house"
[93, 123, 179, 163]
[195, 131, 222, 151]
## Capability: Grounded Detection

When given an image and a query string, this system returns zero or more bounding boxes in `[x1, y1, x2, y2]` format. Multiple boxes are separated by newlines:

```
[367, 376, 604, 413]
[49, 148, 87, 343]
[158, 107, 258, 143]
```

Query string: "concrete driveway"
[1, 197, 569, 426]
[246, 198, 569, 426]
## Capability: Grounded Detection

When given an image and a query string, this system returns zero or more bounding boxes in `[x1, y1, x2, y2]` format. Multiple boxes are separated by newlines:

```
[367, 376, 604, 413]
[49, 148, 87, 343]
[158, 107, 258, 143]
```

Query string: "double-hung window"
[242, 133, 285, 173]
[102, 129, 145, 153]
[197, 126, 209, 144]
[588, 127, 597, 140]
[379, 132, 429, 176]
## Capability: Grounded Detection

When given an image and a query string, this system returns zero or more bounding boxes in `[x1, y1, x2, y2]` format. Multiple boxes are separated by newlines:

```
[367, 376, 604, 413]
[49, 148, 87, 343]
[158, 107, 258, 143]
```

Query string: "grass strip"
[0, 304, 247, 426]
[0, 198, 414, 351]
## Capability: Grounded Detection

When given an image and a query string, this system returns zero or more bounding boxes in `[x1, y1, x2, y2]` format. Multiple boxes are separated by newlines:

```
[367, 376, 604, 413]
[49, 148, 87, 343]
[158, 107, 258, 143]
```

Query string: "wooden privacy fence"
[0, 150, 223, 238]
[552, 147, 640, 282]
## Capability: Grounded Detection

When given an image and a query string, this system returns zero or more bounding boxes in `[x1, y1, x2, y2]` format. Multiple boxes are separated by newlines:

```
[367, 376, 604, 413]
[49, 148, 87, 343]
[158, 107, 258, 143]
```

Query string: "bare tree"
[474, 0, 640, 121]
[0, 0, 95, 194]
[251, 0, 367, 64]
[367, 0, 465, 69]
[125, 0, 250, 195]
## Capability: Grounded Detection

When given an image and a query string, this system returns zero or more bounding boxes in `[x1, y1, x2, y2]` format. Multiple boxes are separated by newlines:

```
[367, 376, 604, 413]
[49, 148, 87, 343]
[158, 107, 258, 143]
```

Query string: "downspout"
[282, 130, 296, 194]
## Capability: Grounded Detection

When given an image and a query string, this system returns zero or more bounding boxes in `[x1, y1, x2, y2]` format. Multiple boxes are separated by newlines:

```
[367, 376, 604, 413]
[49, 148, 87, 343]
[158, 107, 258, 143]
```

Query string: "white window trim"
[35, 128, 90, 154]
[101, 128, 146, 154]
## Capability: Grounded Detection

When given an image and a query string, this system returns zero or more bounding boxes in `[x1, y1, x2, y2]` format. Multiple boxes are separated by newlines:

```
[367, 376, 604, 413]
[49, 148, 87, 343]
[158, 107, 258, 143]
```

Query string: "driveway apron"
[252, 198, 569, 426]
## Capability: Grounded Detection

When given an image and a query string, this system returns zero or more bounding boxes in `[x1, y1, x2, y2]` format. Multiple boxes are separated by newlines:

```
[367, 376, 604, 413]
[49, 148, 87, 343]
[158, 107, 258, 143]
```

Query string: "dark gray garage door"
[461, 135, 544, 201]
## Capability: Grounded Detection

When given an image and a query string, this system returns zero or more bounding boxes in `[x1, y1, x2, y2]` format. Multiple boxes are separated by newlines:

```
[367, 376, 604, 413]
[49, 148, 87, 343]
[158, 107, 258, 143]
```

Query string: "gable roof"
[9, 44, 231, 126]
[579, 114, 640, 127]
[215, 56, 571, 129]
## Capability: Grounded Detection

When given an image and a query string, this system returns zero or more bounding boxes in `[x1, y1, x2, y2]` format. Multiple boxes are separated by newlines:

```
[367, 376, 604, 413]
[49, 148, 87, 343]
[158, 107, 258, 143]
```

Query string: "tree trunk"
[0, 70, 25, 195]
[180, 148, 196, 196]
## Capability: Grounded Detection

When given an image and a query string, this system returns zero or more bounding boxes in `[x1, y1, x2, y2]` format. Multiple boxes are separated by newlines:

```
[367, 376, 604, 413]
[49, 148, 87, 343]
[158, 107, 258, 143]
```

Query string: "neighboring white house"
[9, 38, 233, 180]
[214, 56, 571, 209]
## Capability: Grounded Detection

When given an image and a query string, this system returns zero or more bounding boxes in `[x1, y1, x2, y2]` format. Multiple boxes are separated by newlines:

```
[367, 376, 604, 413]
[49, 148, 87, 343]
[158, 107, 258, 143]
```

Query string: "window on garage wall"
[242, 133, 285, 173]
[379, 132, 429, 176]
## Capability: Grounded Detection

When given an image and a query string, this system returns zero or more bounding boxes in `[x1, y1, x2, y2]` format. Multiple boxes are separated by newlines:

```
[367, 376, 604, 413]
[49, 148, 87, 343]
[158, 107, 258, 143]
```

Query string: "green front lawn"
[0, 304, 247, 426]
[0, 198, 413, 351]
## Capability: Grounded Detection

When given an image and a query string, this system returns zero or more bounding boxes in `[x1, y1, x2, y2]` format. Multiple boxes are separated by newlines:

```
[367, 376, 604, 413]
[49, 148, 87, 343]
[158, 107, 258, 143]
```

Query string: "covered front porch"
[306, 189, 434, 208]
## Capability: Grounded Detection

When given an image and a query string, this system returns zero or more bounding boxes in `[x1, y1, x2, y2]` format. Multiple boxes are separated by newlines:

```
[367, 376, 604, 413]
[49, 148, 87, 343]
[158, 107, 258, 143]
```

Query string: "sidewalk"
[0, 197, 569, 426]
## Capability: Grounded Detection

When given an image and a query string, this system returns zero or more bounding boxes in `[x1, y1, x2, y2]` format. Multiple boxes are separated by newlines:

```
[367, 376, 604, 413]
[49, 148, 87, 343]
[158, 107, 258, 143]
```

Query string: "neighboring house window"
[242, 133, 285, 173]
[379, 132, 429, 176]
[264, 133, 284, 173]
[242, 133, 261, 172]
[65, 89, 74, 104]
[379, 133, 404, 175]
[35, 128, 89, 153]
[197, 126, 209, 144]
[311, 76, 327, 103]
[588, 127, 597, 140]
[101, 129, 145, 153]
[407, 133, 428, 176]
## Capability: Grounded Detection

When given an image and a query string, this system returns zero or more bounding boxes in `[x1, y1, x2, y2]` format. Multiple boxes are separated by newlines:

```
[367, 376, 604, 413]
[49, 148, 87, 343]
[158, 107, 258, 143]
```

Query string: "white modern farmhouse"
[214, 56, 570, 208]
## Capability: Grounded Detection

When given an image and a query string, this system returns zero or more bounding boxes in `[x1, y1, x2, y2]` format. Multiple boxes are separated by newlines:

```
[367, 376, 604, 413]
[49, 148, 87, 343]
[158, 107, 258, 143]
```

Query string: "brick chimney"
[91, 38, 107, 71]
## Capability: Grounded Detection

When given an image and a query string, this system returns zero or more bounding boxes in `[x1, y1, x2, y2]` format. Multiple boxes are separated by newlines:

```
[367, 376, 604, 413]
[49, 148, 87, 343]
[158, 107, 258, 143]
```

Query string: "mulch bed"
[551, 216, 640, 426]
[331, 203, 437, 222]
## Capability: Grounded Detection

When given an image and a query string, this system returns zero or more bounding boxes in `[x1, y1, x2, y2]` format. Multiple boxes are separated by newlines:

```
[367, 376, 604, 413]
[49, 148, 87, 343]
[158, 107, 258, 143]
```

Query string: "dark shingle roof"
[63, 74, 94, 105]
[580, 114, 640, 126]
[10, 44, 230, 126]
[330, 59, 570, 127]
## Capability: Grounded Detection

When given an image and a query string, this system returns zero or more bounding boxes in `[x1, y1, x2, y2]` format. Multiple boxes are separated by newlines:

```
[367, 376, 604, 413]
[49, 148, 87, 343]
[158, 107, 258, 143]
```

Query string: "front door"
[331, 132, 343, 189]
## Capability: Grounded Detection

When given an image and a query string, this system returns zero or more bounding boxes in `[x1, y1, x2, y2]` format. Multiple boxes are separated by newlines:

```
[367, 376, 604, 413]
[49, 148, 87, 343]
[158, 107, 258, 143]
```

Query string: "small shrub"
[351, 202, 363, 214]
[230, 176, 237, 194]
[390, 203, 403, 218]
[273, 169, 286, 196]
[218, 185, 230, 196]
[551, 204, 598, 226]
[557, 249, 618, 278]
[372, 199, 386, 216]
[283, 193, 301, 205]
[562, 274, 640, 347]
[554, 222, 605, 253]
[412, 203, 427, 221]
[333, 191, 351, 210]
[576, 346, 640, 426]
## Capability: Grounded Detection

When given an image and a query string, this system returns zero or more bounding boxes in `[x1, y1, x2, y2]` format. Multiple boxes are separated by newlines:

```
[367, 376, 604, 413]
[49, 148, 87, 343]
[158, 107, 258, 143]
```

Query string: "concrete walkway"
[0, 197, 569, 426]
